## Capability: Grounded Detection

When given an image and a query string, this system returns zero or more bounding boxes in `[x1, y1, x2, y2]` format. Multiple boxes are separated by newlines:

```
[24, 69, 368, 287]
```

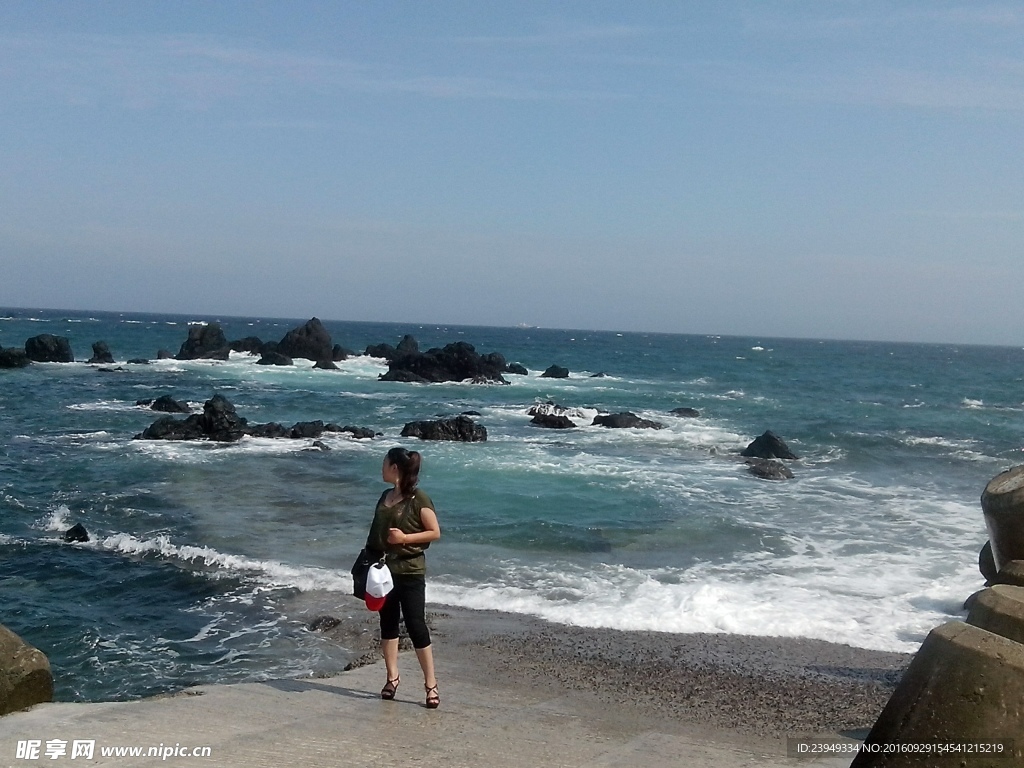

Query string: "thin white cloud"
[0, 31, 626, 110]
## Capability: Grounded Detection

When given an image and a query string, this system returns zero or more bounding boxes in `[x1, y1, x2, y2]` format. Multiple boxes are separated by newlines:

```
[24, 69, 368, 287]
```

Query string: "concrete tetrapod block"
[990, 560, 1024, 588]
[0, 624, 53, 716]
[850, 621, 1024, 768]
[968, 585, 1024, 645]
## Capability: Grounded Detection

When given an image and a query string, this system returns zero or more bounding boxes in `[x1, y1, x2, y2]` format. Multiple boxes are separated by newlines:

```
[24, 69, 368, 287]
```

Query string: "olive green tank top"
[365, 488, 434, 576]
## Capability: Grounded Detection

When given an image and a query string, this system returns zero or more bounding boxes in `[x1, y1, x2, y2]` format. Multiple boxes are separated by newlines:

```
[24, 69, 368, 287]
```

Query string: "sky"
[1, 2, 1022, 345]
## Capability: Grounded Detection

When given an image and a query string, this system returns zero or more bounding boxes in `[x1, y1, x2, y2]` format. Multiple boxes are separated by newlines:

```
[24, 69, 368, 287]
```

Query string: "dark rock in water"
[137, 414, 207, 441]
[200, 394, 248, 441]
[531, 414, 576, 429]
[149, 395, 191, 414]
[462, 411, 482, 417]
[592, 412, 664, 430]
[528, 402, 593, 421]
[248, 422, 290, 438]
[135, 394, 370, 443]
[87, 341, 115, 364]
[308, 440, 331, 451]
[307, 615, 341, 632]
[277, 317, 333, 362]
[230, 336, 267, 355]
[505, 362, 529, 376]
[382, 341, 508, 384]
[257, 352, 293, 366]
[468, 375, 509, 385]
[314, 359, 339, 370]
[126, 358, 150, 365]
[745, 458, 795, 480]
[980, 540, 997, 583]
[0, 347, 31, 368]
[62, 523, 90, 543]
[97, 367, 126, 373]
[365, 342, 397, 360]
[396, 335, 419, 356]
[291, 421, 326, 439]
[741, 430, 798, 460]
[380, 368, 430, 383]
[590, 371, 609, 378]
[541, 365, 569, 379]
[671, 407, 701, 418]
[340, 426, 377, 440]
[401, 415, 487, 442]
[137, 395, 250, 441]
[25, 334, 74, 363]
[157, 349, 174, 360]
[332, 344, 353, 362]
[177, 323, 229, 360]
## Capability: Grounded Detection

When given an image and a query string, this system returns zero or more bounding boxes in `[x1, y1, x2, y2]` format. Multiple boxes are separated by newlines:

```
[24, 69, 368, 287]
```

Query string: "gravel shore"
[300, 593, 911, 739]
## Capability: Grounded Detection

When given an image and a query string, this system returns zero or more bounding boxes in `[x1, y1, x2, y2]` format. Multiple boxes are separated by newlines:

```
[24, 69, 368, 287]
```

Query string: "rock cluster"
[401, 415, 487, 442]
[174, 318, 352, 366]
[741, 431, 798, 460]
[592, 412, 664, 429]
[134, 394, 378, 443]
[380, 340, 509, 384]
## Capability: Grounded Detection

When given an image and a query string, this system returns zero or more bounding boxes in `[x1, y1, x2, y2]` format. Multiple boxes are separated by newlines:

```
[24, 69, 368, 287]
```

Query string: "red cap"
[365, 593, 387, 611]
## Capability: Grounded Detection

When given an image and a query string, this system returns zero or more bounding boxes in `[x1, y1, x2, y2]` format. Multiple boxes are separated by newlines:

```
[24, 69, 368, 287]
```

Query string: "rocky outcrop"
[366, 335, 419, 362]
[230, 336, 268, 355]
[0, 624, 53, 715]
[0, 347, 30, 368]
[177, 324, 229, 360]
[745, 459, 794, 480]
[541, 365, 569, 379]
[62, 523, 90, 543]
[25, 334, 74, 363]
[382, 341, 508, 384]
[506, 362, 529, 376]
[741, 431, 798, 460]
[401, 415, 487, 442]
[256, 352, 293, 366]
[277, 318, 333, 362]
[527, 402, 590, 420]
[135, 395, 378, 443]
[314, 359, 339, 370]
[592, 412, 664, 430]
[136, 395, 191, 414]
[157, 349, 174, 360]
[87, 341, 115, 364]
[530, 414, 576, 429]
[136, 394, 246, 442]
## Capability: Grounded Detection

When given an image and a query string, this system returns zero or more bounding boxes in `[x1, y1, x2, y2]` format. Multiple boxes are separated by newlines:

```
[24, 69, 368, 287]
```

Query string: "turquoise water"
[2, 307, 1022, 701]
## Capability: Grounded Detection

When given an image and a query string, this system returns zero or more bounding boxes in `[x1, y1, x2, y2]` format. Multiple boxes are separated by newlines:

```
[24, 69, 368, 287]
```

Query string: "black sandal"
[425, 682, 439, 709]
[381, 675, 400, 700]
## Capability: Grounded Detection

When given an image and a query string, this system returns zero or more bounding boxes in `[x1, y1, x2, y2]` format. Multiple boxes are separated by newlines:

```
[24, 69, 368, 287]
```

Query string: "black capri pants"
[379, 573, 431, 649]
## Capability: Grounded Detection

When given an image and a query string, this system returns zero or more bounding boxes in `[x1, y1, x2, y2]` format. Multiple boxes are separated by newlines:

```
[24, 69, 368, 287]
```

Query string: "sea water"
[1, 308, 1021, 701]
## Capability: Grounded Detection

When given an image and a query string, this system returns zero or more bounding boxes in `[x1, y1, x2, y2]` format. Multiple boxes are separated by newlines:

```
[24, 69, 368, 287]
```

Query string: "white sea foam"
[428, 544, 978, 653]
[66, 400, 138, 412]
[93, 533, 352, 593]
[962, 398, 984, 409]
[37, 505, 73, 532]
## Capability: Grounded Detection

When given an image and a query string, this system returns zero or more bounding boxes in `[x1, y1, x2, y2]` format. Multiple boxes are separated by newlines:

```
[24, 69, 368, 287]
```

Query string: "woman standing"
[364, 446, 441, 708]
